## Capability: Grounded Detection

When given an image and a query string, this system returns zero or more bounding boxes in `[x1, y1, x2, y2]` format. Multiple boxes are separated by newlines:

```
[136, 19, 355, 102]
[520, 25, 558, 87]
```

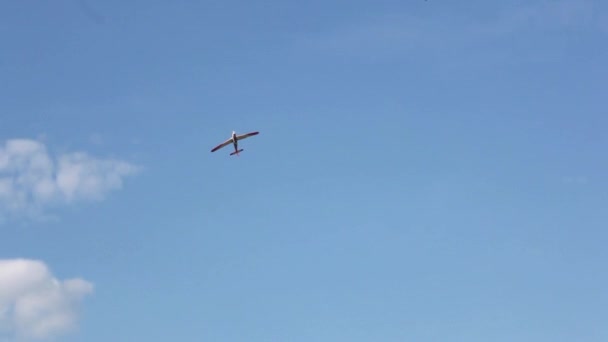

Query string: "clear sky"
[1, 0, 607, 341]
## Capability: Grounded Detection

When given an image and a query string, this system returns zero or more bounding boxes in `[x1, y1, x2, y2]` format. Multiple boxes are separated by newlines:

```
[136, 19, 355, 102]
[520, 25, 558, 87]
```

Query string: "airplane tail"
[230, 149, 244, 156]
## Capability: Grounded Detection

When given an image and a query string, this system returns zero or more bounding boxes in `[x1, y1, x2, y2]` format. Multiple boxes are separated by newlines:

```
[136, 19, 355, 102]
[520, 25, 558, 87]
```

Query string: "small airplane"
[211, 130, 259, 156]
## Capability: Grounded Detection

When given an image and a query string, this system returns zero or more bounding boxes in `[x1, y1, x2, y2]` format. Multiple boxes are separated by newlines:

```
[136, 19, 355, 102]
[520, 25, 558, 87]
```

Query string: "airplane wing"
[236, 131, 259, 141]
[210, 138, 233, 152]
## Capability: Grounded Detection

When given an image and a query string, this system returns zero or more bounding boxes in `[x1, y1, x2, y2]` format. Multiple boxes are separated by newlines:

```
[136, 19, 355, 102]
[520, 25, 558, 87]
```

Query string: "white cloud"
[0, 139, 139, 221]
[0, 259, 93, 340]
[486, 0, 602, 34]
[562, 176, 589, 185]
[296, 0, 607, 60]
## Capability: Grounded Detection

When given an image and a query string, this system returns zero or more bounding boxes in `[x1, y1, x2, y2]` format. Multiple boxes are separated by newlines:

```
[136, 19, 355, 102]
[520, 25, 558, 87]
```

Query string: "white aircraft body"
[211, 130, 259, 156]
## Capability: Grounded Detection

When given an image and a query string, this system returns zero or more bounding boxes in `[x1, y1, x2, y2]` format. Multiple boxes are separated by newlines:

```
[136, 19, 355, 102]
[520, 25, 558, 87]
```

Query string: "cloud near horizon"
[0, 139, 139, 221]
[0, 259, 93, 340]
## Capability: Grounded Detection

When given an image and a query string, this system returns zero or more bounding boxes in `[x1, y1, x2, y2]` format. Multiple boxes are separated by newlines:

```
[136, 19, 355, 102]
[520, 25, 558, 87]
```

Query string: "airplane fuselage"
[232, 132, 238, 151]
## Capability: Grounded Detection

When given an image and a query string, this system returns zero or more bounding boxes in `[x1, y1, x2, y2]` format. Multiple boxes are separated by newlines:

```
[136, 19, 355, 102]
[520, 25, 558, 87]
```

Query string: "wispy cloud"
[0, 259, 93, 341]
[485, 0, 602, 34]
[296, 0, 606, 60]
[0, 139, 139, 222]
[561, 176, 589, 185]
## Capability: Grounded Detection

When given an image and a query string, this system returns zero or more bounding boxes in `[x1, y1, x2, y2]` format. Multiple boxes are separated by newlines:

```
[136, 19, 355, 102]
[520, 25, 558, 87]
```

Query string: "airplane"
[210, 130, 259, 156]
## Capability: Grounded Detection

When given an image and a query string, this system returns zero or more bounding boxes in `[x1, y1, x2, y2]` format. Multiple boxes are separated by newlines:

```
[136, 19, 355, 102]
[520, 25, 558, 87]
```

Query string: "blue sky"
[1, 0, 607, 341]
